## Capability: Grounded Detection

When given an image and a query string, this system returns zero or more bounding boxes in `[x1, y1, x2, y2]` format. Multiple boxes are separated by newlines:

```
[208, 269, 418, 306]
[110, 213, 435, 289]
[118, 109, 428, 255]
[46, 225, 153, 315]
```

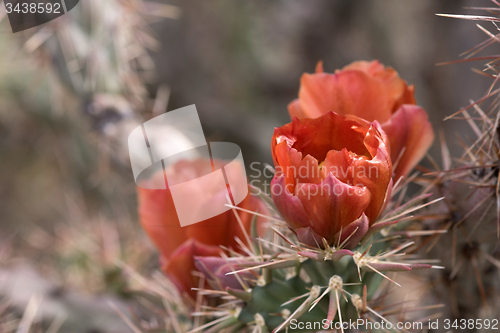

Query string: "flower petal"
[342, 60, 416, 112]
[270, 175, 313, 231]
[330, 249, 354, 261]
[138, 159, 269, 260]
[194, 256, 255, 291]
[322, 125, 392, 222]
[295, 226, 325, 248]
[272, 112, 373, 164]
[273, 142, 323, 193]
[381, 105, 435, 179]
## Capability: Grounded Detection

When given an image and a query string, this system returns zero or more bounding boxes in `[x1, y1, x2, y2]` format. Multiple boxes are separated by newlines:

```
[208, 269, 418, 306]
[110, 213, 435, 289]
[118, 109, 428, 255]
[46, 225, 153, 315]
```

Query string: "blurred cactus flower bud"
[137, 158, 267, 297]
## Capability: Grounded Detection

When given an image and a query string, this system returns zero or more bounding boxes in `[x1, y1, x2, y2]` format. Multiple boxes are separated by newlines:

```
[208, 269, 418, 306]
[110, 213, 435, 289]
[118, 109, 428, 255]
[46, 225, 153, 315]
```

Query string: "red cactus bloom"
[271, 112, 392, 248]
[194, 256, 256, 291]
[288, 60, 434, 179]
[138, 159, 267, 298]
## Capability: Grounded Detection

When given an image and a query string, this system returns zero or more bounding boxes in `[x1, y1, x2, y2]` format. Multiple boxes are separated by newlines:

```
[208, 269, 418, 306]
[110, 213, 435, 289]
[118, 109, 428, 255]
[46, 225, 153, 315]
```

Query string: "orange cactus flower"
[271, 112, 392, 248]
[194, 256, 256, 291]
[288, 60, 434, 179]
[138, 159, 267, 297]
